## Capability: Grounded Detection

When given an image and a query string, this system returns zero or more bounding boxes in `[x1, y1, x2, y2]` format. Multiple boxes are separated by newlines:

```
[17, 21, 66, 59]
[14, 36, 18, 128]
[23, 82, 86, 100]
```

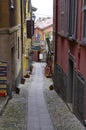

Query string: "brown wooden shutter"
[26, 20, 34, 38]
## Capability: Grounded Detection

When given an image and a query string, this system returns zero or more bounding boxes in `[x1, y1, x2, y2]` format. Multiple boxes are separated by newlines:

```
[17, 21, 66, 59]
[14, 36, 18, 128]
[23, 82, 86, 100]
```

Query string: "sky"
[31, 0, 53, 19]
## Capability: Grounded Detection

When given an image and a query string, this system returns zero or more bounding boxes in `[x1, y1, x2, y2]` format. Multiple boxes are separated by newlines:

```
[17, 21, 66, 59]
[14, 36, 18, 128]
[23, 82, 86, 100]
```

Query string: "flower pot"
[21, 78, 25, 84]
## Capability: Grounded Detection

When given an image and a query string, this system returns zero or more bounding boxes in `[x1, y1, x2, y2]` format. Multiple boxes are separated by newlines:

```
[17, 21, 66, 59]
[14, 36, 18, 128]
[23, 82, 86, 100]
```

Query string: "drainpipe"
[53, 0, 58, 82]
[54, 0, 58, 63]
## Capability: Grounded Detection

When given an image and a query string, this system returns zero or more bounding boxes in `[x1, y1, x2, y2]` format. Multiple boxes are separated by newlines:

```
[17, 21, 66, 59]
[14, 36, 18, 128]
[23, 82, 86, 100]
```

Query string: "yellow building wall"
[0, 0, 21, 28]
[0, 0, 9, 28]
[0, 0, 22, 96]
[9, 0, 21, 27]
[26, 2, 30, 18]
[15, 0, 21, 25]
[23, 23, 31, 75]
[23, 0, 31, 75]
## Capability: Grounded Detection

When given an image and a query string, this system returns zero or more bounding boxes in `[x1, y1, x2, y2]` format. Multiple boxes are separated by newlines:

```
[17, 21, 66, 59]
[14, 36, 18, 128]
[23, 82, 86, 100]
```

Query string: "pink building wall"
[53, 0, 86, 122]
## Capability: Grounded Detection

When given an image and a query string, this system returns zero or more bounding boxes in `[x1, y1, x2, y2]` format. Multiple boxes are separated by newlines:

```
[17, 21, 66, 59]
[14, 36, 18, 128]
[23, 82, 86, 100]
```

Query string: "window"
[82, 0, 86, 43]
[84, 0, 86, 5]
[68, 0, 73, 36]
[72, 0, 77, 39]
[68, 0, 77, 39]
[10, 0, 14, 9]
[61, 0, 65, 33]
[65, 1, 68, 36]
[60, 0, 77, 38]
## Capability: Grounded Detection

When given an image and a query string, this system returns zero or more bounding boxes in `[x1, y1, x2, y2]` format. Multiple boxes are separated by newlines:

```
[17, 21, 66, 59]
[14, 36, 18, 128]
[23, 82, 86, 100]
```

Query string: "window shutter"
[26, 20, 34, 38]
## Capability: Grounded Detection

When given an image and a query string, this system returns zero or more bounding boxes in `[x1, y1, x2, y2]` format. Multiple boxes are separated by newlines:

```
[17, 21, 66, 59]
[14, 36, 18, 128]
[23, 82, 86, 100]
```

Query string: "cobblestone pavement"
[0, 83, 28, 130]
[27, 63, 54, 130]
[43, 77, 86, 130]
[0, 62, 86, 130]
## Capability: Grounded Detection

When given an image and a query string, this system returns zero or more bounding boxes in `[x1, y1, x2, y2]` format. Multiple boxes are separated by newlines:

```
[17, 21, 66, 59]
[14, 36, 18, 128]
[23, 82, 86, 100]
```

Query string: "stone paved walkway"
[27, 63, 54, 130]
[0, 84, 28, 130]
[0, 62, 86, 130]
[43, 77, 86, 130]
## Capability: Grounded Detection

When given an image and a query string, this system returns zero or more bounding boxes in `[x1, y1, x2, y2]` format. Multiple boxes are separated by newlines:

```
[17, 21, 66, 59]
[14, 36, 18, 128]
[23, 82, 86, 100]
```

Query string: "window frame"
[72, 0, 77, 39]
[82, 0, 86, 43]
[65, 0, 69, 36]
[60, 0, 65, 33]
[68, 0, 77, 39]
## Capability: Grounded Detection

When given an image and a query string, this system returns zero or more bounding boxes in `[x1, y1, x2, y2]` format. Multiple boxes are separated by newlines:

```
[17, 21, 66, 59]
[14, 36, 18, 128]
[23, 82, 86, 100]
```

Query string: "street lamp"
[32, 13, 36, 21]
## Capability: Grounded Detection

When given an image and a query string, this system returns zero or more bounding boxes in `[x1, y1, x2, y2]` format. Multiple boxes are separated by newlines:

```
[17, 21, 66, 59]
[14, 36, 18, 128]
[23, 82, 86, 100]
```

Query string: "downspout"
[53, 0, 58, 82]
[54, 0, 58, 63]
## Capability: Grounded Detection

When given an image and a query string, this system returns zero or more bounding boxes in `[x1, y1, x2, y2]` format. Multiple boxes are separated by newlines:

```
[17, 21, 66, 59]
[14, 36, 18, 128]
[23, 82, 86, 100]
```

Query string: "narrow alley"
[1, 0, 86, 130]
[27, 62, 54, 130]
[0, 62, 86, 130]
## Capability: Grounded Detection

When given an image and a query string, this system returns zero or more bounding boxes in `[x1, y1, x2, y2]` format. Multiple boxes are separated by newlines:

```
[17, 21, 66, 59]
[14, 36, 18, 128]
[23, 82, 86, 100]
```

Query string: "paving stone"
[0, 84, 28, 130]
[43, 77, 86, 130]
[0, 63, 86, 130]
